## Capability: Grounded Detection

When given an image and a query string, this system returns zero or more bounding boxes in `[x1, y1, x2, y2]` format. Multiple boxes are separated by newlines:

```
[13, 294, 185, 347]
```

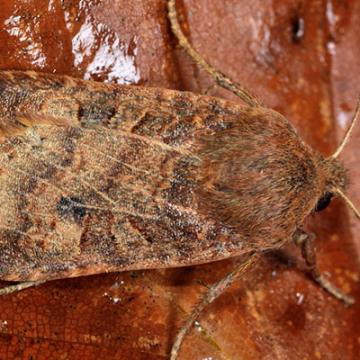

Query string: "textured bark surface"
[0, 0, 359, 359]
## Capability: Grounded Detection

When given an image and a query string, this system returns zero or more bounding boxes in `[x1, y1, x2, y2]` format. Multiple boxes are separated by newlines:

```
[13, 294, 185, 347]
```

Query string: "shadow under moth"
[0, 1, 359, 358]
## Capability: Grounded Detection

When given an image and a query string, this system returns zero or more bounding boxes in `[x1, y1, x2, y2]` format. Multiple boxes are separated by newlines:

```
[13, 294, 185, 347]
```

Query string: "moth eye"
[315, 192, 333, 212]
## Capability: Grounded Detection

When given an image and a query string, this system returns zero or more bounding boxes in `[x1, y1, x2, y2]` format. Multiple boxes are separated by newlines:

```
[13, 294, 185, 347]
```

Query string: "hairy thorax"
[195, 108, 325, 249]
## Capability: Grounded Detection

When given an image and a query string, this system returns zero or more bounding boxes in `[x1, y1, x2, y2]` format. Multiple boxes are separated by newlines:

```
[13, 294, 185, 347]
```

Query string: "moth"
[0, 1, 358, 359]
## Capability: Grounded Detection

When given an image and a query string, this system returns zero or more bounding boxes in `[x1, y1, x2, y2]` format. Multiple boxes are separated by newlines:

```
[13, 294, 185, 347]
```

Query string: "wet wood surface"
[0, 0, 359, 359]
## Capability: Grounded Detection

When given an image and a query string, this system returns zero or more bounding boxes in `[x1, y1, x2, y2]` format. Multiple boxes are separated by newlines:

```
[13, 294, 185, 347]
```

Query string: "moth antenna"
[336, 188, 360, 220]
[331, 95, 360, 158]
[167, 0, 260, 107]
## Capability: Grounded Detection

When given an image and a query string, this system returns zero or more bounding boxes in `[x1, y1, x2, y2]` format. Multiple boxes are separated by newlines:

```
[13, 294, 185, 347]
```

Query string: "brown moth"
[0, 70, 264, 280]
[0, 1, 359, 359]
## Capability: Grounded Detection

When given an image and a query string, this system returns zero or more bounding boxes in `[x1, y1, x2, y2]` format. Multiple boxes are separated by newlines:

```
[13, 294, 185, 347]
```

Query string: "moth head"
[316, 96, 360, 219]
[314, 191, 334, 212]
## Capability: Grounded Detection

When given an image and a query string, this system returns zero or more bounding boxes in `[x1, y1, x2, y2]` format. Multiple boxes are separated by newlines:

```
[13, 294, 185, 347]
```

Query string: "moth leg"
[167, 0, 260, 107]
[171, 252, 258, 360]
[0, 280, 46, 296]
[293, 229, 354, 305]
[204, 83, 217, 96]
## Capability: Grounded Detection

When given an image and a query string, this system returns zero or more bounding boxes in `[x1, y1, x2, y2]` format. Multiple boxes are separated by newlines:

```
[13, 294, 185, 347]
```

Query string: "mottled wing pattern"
[0, 71, 255, 281]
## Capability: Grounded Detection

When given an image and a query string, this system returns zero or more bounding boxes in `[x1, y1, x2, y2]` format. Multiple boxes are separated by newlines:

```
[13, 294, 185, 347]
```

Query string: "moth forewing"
[0, 71, 258, 282]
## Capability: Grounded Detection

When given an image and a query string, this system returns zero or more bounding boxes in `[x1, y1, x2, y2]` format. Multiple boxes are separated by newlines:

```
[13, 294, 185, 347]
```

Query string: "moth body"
[0, 71, 347, 282]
